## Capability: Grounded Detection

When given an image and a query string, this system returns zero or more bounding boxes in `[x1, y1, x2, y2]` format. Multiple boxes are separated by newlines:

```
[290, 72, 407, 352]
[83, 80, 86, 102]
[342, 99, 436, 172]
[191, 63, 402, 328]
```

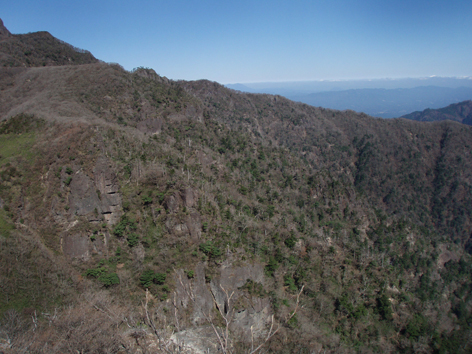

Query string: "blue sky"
[2, 0, 471, 83]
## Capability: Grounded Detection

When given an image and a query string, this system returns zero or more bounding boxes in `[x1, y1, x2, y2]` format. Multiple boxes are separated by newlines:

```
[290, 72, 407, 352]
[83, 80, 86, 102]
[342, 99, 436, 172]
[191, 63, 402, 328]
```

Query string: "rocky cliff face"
[61, 156, 122, 259]
[174, 261, 270, 340]
[69, 157, 122, 225]
[93, 156, 123, 224]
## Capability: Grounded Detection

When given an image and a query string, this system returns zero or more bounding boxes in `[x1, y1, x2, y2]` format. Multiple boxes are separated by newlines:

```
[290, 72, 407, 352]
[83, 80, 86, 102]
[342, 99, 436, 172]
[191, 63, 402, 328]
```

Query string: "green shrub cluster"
[139, 270, 167, 288]
[199, 241, 221, 257]
[85, 267, 119, 288]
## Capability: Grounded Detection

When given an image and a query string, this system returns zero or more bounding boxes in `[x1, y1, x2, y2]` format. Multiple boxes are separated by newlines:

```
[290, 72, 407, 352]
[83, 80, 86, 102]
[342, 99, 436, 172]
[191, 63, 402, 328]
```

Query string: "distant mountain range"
[227, 78, 472, 118]
[288, 86, 472, 118]
[402, 100, 472, 125]
[227, 77, 472, 94]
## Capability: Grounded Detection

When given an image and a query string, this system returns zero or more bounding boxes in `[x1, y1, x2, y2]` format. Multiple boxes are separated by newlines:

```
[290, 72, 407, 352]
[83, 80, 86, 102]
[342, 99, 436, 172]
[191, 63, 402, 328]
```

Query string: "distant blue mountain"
[401, 100, 472, 125]
[226, 77, 472, 118]
[287, 86, 472, 118]
[226, 77, 472, 94]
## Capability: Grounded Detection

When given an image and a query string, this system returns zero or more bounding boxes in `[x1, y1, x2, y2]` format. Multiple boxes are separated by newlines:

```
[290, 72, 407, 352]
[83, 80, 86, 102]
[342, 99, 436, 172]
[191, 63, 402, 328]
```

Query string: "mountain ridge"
[0, 20, 472, 354]
[0, 19, 98, 68]
[401, 100, 472, 125]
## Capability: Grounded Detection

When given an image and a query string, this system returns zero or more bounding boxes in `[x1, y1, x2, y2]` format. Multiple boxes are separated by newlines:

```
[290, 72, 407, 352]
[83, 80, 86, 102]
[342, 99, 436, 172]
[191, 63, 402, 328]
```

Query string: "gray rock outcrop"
[68, 156, 122, 225]
[174, 261, 271, 342]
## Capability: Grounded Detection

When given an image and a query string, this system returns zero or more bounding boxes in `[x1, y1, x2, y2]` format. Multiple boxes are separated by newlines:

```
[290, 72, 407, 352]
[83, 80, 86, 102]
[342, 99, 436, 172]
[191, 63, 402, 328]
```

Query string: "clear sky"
[2, 0, 471, 84]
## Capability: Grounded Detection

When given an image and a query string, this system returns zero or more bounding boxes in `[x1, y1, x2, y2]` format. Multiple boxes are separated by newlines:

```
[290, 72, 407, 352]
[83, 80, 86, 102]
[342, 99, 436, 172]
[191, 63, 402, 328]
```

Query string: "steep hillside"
[1, 22, 472, 354]
[402, 100, 472, 125]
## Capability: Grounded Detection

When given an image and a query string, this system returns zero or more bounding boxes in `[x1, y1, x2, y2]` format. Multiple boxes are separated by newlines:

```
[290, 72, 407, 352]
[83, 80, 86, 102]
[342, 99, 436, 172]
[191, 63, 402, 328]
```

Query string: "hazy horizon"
[224, 75, 472, 85]
[226, 76, 472, 93]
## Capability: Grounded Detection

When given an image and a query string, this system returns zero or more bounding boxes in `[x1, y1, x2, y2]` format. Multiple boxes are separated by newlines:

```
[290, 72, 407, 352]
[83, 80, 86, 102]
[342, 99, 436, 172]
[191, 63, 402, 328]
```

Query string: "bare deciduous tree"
[177, 275, 305, 354]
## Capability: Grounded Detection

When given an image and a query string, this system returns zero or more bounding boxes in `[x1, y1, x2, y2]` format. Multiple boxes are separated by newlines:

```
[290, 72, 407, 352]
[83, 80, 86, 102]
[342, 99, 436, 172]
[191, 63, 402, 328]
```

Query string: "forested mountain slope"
[0, 21, 471, 354]
[402, 100, 472, 125]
